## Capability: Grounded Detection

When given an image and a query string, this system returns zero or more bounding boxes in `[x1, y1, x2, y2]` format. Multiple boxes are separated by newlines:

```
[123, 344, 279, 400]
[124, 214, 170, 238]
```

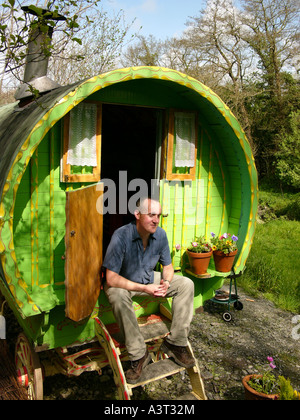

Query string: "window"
[166, 110, 197, 180]
[62, 102, 102, 183]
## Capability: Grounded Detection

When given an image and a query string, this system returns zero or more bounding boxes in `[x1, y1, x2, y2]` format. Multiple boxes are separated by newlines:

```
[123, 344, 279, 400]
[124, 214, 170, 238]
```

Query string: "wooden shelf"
[185, 268, 231, 279]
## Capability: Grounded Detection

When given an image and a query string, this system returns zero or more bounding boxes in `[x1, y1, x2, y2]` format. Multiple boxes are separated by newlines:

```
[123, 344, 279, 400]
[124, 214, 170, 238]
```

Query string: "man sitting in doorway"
[103, 197, 195, 384]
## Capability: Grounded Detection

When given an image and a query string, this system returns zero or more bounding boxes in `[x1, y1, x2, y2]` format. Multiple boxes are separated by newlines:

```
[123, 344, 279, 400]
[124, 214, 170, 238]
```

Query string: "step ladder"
[94, 307, 207, 401]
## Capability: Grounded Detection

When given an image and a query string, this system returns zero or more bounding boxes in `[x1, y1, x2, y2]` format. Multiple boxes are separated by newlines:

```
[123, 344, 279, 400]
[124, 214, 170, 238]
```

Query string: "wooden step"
[139, 317, 171, 342]
[128, 358, 185, 389]
[95, 316, 207, 400]
[106, 314, 171, 348]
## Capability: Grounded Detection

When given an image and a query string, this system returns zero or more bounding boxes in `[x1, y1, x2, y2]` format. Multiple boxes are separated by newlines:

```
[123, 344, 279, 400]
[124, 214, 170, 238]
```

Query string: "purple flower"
[211, 232, 216, 237]
[232, 235, 238, 242]
[267, 356, 276, 369]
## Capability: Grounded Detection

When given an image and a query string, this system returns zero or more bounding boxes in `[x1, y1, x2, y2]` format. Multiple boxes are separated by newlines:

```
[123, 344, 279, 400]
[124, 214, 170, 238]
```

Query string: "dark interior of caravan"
[101, 104, 161, 254]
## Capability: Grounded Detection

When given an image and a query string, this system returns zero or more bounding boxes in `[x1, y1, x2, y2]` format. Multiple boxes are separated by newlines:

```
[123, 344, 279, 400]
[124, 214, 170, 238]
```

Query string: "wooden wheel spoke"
[17, 341, 31, 367]
[15, 333, 43, 400]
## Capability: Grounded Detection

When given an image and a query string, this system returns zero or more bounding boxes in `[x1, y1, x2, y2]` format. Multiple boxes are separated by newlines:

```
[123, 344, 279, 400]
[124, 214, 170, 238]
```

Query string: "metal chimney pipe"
[15, 6, 66, 102]
[23, 23, 54, 83]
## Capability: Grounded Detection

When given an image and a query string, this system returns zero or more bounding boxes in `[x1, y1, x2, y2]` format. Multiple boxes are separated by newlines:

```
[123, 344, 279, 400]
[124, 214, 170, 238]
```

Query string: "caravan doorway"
[101, 104, 163, 253]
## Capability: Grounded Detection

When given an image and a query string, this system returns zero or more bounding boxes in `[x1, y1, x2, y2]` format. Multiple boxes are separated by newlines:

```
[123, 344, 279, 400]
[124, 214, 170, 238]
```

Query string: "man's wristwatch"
[163, 280, 170, 288]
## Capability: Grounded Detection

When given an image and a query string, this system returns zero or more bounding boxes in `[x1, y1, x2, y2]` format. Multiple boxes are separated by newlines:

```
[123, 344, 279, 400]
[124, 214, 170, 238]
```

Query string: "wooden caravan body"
[0, 66, 258, 355]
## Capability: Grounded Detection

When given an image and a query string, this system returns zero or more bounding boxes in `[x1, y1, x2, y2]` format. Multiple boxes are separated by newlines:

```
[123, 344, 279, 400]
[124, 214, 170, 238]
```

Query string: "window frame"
[166, 109, 198, 181]
[62, 102, 102, 183]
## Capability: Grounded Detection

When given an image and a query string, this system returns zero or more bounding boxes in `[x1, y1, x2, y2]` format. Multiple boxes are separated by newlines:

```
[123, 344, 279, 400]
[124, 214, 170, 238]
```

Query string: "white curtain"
[67, 103, 98, 167]
[174, 112, 195, 168]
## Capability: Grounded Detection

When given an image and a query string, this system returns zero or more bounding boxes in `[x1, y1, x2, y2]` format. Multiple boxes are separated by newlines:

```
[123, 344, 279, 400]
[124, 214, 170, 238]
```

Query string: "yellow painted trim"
[205, 142, 213, 239]
[49, 129, 55, 285]
[171, 182, 179, 266]
[30, 149, 39, 289]
[213, 147, 227, 235]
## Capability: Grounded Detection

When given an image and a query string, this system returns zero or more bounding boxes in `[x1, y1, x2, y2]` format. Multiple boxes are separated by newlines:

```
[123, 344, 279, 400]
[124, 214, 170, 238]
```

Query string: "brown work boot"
[161, 339, 195, 368]
[125, 349, 152, 384]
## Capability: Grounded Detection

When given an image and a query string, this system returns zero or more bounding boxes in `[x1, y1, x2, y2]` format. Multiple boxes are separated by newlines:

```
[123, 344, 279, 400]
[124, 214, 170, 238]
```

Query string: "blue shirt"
[103, 221, 172, 284]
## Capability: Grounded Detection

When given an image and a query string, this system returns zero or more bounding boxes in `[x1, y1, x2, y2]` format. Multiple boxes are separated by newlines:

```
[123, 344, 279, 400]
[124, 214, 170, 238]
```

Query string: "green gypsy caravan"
[0, 66, 258, 400]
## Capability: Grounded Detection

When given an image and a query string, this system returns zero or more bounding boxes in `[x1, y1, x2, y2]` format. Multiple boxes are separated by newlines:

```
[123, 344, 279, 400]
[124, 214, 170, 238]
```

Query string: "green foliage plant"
[210, 232, 238, 254]
[247, 357, 280, 396]
[278, 376, 300, 400]
[187, 236, 212, 253]
[247, 357, 300, 399]
[275, 111, 300, 190]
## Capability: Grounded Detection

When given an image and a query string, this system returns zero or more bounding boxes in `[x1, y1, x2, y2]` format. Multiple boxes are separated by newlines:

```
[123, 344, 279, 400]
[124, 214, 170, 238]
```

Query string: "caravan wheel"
[15, 333, 43, 400]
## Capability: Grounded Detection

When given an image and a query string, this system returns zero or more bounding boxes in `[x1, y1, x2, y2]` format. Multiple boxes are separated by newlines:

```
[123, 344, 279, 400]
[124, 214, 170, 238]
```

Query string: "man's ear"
[134, 210, 140, 220]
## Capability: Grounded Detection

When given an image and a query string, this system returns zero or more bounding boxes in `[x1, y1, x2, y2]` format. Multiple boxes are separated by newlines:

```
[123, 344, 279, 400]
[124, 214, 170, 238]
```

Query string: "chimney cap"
[21, 5, 67, 21]
[15, 76, 60, 101]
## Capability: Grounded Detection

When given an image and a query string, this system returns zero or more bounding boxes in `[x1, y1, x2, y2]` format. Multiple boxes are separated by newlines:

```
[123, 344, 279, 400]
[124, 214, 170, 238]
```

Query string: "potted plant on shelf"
[242, 357, 300, 400]
[210, 232, 238, 272]
[186, 236, 212, 275]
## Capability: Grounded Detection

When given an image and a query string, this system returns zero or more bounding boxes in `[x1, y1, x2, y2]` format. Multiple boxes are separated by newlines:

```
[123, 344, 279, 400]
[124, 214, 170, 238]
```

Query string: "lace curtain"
[174, 112, 195, 168]
[67, 103, 98, 167]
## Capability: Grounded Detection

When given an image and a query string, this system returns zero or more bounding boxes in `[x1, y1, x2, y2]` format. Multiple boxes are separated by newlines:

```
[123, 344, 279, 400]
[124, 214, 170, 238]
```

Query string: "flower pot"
[242, 375, 279, 400]
[213, 249, 237, 272]
[187, 249, 212, 275]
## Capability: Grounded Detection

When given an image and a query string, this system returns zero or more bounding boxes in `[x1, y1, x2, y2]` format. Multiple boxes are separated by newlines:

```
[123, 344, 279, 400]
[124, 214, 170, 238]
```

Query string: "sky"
[102, 0, 205, 39]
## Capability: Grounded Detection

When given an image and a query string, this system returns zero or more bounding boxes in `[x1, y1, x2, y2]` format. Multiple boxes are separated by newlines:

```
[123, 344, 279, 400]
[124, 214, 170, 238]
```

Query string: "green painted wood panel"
[13, 122, 67, 296]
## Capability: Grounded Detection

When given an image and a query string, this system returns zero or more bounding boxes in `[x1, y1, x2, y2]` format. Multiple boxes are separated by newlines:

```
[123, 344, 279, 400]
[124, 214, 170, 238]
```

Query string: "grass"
[240, 188, 300, 314]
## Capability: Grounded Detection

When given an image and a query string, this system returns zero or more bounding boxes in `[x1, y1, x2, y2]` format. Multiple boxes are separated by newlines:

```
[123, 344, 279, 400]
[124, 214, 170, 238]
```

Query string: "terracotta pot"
[242, 375, 279, 400]
[187, 249, 212, 275]
[213, 249, 237, 272]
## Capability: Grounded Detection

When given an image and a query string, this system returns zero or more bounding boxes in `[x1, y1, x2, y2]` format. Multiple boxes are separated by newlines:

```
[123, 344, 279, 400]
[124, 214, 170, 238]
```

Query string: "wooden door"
[65, 183, 103, 322]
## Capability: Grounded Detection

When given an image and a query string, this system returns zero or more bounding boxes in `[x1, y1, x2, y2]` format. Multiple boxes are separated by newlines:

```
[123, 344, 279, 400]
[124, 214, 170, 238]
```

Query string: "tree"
[121, 34, 162, 67]
[49, 8, 137, 85]
[0, 1, 137, 100]
[240, 0, 300, 177]
[1, 1, 99, 89]
[275, 110, 300, 190]
[182, 0, 256, 149]
[241, 0, 299, 106]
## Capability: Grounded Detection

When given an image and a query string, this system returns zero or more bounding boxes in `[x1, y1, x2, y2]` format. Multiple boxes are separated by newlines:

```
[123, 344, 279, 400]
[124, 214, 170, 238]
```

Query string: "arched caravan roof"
[0, 66, 258, 315]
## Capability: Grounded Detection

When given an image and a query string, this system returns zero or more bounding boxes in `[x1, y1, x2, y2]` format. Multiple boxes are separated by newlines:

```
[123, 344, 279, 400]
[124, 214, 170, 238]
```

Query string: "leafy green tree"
[240, 0, 300, 176]
[0, 1, 101, 88]
[49, 8, 137, 85]
[275, 110, 300, 190]
[121, 34, 162, 67]
[0, 1, 137, 100]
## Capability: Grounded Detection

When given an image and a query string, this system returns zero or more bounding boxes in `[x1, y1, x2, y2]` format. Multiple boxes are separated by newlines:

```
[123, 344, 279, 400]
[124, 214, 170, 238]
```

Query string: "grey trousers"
[105, 272, 195, 361]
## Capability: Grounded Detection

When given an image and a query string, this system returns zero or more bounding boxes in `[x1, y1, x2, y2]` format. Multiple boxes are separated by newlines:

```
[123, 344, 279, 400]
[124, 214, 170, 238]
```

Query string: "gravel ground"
[3, 284, 300, 400]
